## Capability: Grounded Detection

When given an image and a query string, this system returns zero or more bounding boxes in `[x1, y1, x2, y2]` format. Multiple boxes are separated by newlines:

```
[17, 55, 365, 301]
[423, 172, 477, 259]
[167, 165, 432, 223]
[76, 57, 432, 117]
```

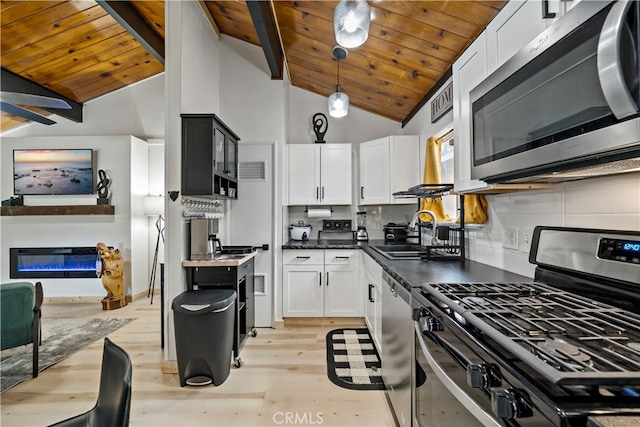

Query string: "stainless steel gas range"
[412, 226, 640, 426]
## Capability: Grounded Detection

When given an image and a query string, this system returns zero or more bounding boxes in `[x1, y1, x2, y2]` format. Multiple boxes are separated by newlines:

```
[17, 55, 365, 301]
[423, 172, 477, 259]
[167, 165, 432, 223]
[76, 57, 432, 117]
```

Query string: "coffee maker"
[356, 211, 368, 241]
[190, 218, 219, 259]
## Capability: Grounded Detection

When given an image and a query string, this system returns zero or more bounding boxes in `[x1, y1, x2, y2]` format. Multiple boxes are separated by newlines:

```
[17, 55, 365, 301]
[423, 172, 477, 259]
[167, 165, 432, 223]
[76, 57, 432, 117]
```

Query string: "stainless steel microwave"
[470, 0, 640, 183]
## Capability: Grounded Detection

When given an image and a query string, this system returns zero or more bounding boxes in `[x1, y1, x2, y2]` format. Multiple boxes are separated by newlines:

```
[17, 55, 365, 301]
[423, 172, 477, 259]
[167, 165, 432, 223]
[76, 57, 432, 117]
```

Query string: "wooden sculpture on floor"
[96, 242, 127, 310]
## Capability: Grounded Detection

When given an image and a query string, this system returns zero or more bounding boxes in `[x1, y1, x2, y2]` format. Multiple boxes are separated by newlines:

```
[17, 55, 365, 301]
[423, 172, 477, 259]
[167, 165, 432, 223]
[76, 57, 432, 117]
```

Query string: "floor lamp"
[144, 195, 165, 304]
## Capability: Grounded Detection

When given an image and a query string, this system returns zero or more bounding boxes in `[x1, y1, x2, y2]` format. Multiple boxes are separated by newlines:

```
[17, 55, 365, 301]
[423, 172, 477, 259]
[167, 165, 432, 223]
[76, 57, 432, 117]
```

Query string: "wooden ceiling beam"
[246, 0, 284, 80]
[96, 0, 165, 65]
[0, 68, 83, 123]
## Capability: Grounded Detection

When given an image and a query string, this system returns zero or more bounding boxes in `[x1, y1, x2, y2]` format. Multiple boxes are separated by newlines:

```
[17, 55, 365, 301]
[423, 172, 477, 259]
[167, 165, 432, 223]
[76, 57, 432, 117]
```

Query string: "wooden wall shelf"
[1, 205, 115, 216]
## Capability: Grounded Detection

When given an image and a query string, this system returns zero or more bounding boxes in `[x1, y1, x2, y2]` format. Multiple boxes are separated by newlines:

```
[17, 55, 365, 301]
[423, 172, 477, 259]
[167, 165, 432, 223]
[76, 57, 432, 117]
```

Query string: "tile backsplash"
[283, 173, 639, 279]
[470, 172, 640, 278]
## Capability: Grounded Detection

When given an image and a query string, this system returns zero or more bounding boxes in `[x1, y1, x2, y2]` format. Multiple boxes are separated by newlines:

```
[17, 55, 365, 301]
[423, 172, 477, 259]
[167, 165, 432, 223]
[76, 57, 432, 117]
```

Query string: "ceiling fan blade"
[0, 101, 57, 125]
[0, 91, 71, 109]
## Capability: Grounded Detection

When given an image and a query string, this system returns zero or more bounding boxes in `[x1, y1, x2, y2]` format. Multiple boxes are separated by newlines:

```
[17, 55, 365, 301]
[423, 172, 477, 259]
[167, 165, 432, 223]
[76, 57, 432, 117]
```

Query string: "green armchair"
[0, 281, 44, 377]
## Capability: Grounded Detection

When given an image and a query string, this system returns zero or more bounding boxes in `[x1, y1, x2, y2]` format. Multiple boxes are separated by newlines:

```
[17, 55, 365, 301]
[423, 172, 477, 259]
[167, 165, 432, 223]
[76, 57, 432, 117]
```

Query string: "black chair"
[49, 337, 132, 427]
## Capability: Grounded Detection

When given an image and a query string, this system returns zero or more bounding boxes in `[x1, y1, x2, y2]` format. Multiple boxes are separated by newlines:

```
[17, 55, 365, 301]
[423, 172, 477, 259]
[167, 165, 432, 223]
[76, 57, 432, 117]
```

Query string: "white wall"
[146, 139, 165, 296]
[164, 0, 223, 360]
[2, 75, 164, 139]
[0, 58, 162, 299]
[0, 136, 148, 298]
[288, 86, 401, 144]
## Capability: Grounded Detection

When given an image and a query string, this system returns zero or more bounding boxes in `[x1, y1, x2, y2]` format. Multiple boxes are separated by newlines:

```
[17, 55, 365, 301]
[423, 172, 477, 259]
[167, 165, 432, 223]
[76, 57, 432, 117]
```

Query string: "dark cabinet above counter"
[181, 114, 240, 200]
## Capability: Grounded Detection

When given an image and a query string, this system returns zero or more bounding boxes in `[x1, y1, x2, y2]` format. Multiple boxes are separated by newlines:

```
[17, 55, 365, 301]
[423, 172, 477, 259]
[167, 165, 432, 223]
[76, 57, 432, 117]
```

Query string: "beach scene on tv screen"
[14, 149, 93, 195]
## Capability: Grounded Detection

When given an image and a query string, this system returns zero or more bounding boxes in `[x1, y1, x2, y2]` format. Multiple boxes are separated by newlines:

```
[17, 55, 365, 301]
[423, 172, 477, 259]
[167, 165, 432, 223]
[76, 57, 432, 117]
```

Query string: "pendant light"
[328, 46, 349, 118]
[334, 0, 370, 49]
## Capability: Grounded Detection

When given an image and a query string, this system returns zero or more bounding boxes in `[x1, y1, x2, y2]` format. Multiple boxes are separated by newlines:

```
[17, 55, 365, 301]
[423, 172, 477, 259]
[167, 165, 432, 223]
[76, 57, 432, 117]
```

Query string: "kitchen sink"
[371, 244, 425, 260]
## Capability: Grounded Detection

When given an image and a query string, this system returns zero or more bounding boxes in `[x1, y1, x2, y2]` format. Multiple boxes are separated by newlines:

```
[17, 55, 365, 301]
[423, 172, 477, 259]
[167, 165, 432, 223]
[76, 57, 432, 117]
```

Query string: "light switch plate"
[503, 227, 518, 250]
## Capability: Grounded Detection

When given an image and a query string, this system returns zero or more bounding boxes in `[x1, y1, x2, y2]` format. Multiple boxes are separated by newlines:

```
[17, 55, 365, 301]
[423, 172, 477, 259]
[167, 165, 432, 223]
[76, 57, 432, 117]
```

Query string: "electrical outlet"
[503, 227, 518, 249]
[518, 229, 533, 253]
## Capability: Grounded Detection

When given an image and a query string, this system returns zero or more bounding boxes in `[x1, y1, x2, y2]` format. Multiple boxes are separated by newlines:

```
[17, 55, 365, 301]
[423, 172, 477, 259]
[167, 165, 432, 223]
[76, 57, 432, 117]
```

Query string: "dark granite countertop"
[282, 239, 531, 292]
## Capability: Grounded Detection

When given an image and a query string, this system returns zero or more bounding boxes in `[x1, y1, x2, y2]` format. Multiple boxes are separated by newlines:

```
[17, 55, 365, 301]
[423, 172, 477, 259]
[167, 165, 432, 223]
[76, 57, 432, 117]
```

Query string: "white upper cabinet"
[453, 0, 567, 193]
[359, 135, 420, 205]
[486, 0, 564, 74]
[453, 33, 491, 193]
[287, 144, 352, 206]
[319, 144, 352, 205]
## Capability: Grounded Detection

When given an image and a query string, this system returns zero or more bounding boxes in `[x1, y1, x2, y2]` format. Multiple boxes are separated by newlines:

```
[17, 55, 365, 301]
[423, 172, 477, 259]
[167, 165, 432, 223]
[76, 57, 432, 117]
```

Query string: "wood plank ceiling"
[1, 0, 506, 132]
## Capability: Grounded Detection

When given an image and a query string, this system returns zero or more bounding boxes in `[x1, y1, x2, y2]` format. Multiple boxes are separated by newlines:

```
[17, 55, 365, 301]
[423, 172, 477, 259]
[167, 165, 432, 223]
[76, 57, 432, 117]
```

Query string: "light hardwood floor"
[1, 297, 396, 427]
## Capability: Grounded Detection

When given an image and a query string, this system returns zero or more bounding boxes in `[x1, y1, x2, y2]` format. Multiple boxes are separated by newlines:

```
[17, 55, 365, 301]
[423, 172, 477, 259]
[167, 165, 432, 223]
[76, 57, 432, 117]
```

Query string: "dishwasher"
[381, 271, 412, 427]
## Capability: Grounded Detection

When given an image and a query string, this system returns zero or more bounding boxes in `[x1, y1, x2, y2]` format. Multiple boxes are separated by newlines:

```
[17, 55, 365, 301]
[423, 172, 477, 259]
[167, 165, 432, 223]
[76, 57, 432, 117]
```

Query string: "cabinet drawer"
[325, 250, 359, 266]
[283, 250, 324, 265]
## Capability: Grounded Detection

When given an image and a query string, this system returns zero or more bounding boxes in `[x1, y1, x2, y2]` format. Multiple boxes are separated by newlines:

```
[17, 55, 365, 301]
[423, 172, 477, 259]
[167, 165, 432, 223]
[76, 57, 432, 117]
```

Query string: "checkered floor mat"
[326, 328, 385, 390]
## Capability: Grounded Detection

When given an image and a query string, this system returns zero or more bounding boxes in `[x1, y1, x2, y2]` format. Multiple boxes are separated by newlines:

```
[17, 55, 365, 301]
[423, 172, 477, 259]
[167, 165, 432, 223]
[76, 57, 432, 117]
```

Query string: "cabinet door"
[362, 253, 382, 352]
[374, 282, 382, 354]
[282, 265, 323, 317]
[226, 136, 237, 178]
[453, 33, 493, 193]
[364, 268, 377, 338]
[389, 136, 420, 205]
[324, 251, 362, 317]
[359, 137, 390, 205]
[485, 0, 549, 73]
[320, 144, 352, 205]
[181, 117, 214, 196]
[214, 127, 226, 176]
[288, 145, 320, 205]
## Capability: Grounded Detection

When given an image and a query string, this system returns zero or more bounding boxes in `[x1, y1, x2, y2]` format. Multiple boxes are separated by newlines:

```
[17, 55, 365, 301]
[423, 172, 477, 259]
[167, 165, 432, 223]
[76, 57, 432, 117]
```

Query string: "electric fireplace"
[10, 247, 99, 279]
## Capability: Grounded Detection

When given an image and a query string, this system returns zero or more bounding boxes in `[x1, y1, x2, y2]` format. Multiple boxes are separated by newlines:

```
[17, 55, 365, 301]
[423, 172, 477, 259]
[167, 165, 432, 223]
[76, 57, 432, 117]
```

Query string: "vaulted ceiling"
[1, 0, 506, 132]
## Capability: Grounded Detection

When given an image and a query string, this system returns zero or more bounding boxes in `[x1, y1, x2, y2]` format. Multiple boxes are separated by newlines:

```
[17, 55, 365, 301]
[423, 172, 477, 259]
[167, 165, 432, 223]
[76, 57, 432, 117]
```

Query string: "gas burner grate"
[423, 282, 640, 386]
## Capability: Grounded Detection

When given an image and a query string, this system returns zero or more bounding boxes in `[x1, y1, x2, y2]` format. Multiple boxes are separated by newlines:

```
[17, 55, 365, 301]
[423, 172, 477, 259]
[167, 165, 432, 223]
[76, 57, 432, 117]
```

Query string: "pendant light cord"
[336, 57, 341, 91]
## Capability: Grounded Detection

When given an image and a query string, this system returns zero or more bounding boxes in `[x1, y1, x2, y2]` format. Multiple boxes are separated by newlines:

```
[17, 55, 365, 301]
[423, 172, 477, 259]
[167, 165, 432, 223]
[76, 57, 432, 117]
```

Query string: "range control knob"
[467, 363, 501, 389]
[490, 388, 533, 419]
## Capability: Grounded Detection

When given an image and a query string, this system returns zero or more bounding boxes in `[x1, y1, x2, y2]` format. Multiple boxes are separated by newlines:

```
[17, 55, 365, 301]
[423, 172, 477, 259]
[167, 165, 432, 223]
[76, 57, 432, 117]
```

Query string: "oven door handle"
[414, 323, 501, 427]
[430, 331, 474, 370]
[597, 0, 639, 119]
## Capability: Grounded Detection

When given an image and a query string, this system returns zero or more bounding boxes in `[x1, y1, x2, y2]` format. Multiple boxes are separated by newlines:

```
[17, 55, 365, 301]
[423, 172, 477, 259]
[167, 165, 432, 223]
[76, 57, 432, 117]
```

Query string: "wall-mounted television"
[13, 149, 94, 195]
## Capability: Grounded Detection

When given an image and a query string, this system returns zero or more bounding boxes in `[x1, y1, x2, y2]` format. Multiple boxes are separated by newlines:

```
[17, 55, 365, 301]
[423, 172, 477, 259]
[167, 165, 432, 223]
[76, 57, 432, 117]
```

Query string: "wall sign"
[431, 82, 453, 123]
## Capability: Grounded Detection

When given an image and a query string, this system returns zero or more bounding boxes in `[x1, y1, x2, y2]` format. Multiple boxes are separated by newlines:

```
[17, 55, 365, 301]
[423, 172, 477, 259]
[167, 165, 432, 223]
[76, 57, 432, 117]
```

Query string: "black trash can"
[172, 289, 236, 387]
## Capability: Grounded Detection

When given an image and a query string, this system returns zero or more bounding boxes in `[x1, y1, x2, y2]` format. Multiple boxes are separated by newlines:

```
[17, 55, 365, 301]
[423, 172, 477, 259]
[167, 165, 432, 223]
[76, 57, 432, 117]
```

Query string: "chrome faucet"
[408, 210, 438, 245]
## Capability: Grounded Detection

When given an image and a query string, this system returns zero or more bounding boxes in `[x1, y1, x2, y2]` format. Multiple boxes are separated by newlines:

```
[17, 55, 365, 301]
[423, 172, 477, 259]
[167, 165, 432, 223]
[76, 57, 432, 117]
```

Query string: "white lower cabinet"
[362, 252, 382, 352]
[283, 250, 362, 317]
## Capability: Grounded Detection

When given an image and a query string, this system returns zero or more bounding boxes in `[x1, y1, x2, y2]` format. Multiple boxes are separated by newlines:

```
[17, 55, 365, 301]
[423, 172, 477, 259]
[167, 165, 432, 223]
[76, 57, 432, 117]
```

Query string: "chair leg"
[32, 282, 43, 378]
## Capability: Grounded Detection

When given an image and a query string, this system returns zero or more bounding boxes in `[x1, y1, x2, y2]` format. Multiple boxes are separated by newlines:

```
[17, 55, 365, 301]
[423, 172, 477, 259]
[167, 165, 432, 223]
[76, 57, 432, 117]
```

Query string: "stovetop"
[420, 281, 640, 386]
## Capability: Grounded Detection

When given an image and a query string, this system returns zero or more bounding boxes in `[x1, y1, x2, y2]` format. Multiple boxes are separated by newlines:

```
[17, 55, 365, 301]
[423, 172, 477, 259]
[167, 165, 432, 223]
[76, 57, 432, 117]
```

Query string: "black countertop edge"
[283, 239, 532, 293]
